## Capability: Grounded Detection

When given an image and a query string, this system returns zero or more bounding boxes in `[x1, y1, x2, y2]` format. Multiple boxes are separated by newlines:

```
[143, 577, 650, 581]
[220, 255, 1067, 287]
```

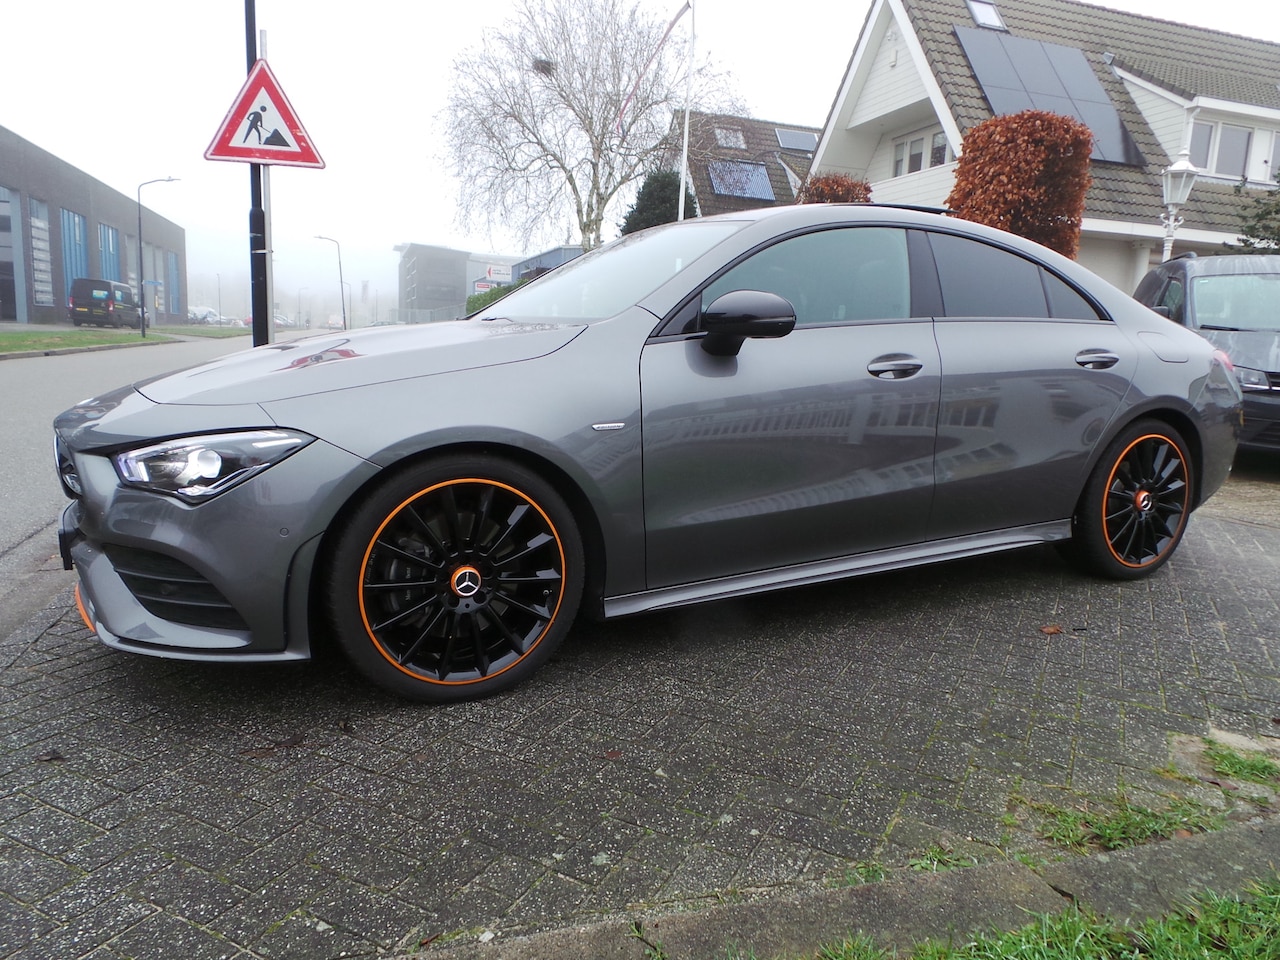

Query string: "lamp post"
[296, 286, 307, 327]
[1160, 148, 1198, 262]
[315, 235, 347, 330]
[136, 177, 178, 337]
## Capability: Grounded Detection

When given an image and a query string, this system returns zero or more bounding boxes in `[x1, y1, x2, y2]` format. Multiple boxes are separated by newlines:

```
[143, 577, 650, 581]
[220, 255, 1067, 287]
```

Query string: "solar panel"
[955, 25, 1144, 166]
[708, 160, 776, 200]
[776, 129, 819, 151]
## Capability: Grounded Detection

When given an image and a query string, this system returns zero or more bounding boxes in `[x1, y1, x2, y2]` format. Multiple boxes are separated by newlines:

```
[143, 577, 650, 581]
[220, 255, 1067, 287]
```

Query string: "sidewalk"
[2, 469, 1278, 959]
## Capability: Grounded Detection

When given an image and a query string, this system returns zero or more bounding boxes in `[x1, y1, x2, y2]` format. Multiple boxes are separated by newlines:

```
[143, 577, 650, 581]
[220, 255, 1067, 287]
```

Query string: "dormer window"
[1188, 119, 1277, 182]
[714, 127, 746, 150]
[967, 0, 1007, 30]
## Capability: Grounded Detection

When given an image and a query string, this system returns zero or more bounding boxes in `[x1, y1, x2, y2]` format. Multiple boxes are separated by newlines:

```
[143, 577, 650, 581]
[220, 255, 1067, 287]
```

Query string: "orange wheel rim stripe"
[1101, 434, 1189, 568]
[356, 477, 567, 685]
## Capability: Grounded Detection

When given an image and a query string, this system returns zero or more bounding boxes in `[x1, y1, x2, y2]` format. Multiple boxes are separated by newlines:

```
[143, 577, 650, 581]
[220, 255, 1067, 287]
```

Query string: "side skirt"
[603, 520, 1072, 619]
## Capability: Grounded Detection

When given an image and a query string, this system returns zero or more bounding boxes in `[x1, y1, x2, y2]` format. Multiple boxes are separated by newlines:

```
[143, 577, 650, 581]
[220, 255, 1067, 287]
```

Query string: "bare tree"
[444, 0, 730, 250]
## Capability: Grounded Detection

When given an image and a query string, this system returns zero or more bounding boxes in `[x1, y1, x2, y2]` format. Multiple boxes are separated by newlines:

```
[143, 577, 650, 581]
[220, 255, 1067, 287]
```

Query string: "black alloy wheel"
[1066, 419, 1193, 579]
[326, 455, 584, 701]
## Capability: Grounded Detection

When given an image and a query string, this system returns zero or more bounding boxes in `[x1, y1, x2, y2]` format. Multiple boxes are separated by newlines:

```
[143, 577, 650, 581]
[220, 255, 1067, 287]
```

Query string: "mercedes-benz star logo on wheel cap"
[451, 566, 483, 598]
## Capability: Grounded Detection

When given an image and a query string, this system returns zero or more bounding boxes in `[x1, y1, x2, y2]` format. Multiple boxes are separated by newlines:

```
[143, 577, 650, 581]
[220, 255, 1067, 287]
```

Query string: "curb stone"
[412, 818, 1280, 959]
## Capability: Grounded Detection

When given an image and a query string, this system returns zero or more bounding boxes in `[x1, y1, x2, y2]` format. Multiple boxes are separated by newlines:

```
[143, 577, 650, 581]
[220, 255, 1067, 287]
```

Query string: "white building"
[813, 0, 1280, 292]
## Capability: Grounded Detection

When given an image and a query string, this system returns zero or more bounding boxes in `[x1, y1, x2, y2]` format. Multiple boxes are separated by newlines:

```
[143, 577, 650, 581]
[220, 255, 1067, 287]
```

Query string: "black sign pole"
[246, 0, 269, 347]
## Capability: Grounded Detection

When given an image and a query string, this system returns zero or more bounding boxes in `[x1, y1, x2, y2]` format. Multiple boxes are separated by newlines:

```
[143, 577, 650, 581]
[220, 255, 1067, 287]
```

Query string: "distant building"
[0, 124, 186, 324]
[513, 245, 582, 281]
[394, 243, 523, 321]
[670, 111, 822, 218]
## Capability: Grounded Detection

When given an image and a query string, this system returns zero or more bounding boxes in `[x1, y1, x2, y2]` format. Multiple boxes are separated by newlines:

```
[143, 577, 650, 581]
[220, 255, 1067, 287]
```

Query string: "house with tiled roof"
[675, 111, 821, 217]
[812, 0, 1280, 292]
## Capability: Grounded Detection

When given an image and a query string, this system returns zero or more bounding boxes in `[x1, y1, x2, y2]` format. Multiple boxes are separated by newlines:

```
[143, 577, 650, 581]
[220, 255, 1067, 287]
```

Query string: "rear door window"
[927, 232, 1102, 320]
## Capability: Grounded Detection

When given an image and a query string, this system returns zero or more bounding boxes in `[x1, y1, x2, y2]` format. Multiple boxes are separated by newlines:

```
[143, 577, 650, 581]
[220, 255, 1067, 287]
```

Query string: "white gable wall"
[815, 0, 962, 179]
[848, 25, 932, 128]
[1120, 77, 1188, 160]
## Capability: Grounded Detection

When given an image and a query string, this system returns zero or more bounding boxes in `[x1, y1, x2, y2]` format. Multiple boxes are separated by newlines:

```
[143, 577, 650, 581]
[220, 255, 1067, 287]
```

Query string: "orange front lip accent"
[73, 583, 97, 634]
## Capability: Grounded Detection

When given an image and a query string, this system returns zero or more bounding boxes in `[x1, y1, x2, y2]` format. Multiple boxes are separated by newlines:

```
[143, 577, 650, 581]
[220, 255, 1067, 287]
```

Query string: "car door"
[639, 226, 941, 589]
[922, 231, 1137, 538]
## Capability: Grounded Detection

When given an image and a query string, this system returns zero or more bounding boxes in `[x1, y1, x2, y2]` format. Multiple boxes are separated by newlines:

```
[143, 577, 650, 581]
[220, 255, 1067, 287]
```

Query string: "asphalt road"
[0, 336, 257, 642]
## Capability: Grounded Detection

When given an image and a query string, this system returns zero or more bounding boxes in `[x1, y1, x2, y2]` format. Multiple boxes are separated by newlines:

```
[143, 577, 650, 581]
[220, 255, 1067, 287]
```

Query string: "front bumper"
[57, 435, 378, 663]
[1239, 392, 1280, 451]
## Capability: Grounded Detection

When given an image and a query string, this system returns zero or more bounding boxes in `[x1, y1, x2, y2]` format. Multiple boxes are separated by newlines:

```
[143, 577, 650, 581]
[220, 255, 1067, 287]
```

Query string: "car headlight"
[113, 429, 314, 503]
[1234, 366, 1273, 392]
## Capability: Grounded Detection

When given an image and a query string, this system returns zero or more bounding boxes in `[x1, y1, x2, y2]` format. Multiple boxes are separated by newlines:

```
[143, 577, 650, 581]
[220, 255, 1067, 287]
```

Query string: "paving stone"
[2, 506, 1278, 956]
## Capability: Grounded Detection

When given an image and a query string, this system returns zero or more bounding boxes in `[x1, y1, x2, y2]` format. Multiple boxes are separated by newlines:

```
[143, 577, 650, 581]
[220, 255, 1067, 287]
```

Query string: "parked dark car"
[54, 205, 1241, 702]
[68, 278, 140, 329]
[1134, 254, 1280, 451]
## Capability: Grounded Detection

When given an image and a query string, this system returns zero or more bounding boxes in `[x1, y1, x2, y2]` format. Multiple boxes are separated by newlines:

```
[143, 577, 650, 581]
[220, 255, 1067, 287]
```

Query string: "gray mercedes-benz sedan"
[54, 205, 1241, 701]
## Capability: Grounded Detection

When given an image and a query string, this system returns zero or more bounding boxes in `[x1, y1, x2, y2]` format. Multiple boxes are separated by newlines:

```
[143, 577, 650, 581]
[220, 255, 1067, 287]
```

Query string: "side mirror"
[700, 290, 796, 357]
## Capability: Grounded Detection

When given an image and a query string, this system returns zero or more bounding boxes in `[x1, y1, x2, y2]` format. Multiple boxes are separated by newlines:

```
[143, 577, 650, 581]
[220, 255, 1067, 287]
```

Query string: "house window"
[930, 132, 949, 167]
[1189, 121, 1213, 169]
[966, 0, 1007, 30]
[1216, 124, 1252, 178]
[714, 127, 746, 150]
[893, 130, 949, 177]
[1189, 119, 1272, 181]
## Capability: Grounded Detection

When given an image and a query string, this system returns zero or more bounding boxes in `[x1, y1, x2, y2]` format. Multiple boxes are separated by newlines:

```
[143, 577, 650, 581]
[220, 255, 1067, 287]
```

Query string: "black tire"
[1064, 419, 1194, 580]
[325, 455, 584, 702]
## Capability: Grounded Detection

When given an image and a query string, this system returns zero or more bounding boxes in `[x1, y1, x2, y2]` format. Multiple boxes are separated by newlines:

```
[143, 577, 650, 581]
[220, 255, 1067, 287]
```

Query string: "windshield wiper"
[1198, 324, 1240, 331]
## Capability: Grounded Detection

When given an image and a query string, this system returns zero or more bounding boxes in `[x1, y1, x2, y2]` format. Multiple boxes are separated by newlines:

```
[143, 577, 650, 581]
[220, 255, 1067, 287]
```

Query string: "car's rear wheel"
[325, 455, 584, 701]
[1065, 419, 1193, 579]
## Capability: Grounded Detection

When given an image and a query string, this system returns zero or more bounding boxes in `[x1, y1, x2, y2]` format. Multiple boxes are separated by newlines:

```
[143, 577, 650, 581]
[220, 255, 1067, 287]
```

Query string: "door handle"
[1075, 349, 1120, 370]
[867, 355, 923, 379]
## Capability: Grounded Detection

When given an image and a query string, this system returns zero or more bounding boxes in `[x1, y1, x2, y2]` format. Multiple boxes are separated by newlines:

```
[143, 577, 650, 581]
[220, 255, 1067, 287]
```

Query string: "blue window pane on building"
[61, 209, 88, 299]
[167, 252, 180, 312]
[98, 223, 121, 280]
[708, 160, 776, 201]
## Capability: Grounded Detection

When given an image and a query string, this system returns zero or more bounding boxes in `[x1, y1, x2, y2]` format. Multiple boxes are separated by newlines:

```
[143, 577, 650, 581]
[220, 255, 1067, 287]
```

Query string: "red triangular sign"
[206, 60, 324, 168]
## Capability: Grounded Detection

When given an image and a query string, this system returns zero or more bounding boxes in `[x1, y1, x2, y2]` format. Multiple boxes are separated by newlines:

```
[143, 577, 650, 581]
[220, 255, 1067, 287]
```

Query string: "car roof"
[1162, 254, 1280, 277]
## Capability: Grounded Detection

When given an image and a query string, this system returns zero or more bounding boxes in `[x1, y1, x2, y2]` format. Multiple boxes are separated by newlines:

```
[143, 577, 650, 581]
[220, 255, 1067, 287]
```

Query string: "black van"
[1134, 254, 1280, 451]
[67, 278, 140, 328]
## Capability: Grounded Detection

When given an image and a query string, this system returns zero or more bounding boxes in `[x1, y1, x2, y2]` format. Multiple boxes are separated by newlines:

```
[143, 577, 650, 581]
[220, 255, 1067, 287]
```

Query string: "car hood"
[1194, 327, 1280, 371]
[136, 319, 586, 405]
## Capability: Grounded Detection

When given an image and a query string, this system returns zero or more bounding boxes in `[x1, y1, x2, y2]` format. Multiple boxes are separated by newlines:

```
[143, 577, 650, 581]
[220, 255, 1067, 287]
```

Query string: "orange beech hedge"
[945, 111, 1093, 258]
[799, 173, 872, 204]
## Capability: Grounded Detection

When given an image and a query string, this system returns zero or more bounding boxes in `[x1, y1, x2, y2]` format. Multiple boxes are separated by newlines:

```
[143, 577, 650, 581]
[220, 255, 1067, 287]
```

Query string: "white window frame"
[1188, 117, 1277, 184]
[891, 127, 952, 178]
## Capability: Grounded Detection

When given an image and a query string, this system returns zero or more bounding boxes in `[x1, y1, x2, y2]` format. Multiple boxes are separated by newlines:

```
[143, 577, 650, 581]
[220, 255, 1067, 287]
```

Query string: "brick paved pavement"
[2, 479, 1278, 958]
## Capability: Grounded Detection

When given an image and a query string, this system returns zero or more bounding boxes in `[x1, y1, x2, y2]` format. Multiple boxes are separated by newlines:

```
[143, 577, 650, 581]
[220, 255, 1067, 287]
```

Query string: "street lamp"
[296, 286, 308, 328]
[137, 177, 179, 337]
[315, 235, 347, 331]
[1160, 148, 1198, 262]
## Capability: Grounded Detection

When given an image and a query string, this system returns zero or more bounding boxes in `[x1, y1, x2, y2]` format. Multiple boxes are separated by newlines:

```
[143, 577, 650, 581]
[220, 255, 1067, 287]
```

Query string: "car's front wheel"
[325, 455, 584, 701]
[1065, 419, 1194, 579]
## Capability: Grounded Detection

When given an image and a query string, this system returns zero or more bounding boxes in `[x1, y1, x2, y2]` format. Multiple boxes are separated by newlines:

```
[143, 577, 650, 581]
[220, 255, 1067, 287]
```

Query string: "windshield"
[478, 220, 745, 322]
[1190, 273, 1280, 331]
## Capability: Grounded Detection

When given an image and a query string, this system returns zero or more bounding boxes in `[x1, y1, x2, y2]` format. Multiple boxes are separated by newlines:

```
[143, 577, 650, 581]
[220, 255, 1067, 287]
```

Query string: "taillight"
[107, 299, 114, 313]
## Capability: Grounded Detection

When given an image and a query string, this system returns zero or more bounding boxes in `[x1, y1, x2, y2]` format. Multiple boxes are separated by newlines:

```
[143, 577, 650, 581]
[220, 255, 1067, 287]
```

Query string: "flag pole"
[677, 0, 695, 220]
